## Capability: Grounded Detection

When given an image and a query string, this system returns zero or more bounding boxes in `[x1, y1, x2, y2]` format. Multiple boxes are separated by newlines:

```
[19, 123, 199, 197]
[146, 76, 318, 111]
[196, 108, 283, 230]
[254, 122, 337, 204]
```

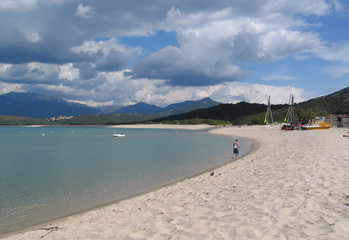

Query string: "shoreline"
[1, 124, 243, 238]
[3, 125, 349, 239]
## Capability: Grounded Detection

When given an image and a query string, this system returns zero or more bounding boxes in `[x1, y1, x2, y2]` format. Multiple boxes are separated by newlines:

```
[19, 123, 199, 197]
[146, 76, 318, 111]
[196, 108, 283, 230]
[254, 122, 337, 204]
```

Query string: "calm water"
[0, 126, 253, 235]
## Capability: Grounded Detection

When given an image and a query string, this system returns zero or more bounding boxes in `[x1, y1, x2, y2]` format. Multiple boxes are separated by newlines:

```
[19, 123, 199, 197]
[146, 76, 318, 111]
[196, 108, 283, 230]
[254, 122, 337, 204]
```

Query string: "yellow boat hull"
[302, 121, 331, 130]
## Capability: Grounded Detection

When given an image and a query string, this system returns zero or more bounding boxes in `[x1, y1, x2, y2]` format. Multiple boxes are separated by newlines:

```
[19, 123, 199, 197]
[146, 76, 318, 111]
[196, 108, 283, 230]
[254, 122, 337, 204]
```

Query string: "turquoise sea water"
[0, 126, 253, 235]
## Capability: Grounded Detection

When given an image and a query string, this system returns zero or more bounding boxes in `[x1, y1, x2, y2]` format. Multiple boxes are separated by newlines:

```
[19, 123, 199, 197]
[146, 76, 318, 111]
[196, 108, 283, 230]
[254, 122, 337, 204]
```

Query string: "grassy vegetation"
[151, 102, 286, 125]
[152, 87, 349, 125]
[0, 115, 52, 125]
[54, 114, 157, 125]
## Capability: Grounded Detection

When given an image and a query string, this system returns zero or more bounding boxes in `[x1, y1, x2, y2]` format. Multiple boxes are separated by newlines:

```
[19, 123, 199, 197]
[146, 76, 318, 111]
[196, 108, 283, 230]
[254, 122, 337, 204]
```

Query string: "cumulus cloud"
[318, 44, 349, 63]
[133, 2, 325, 86]
[0, 82, 24, 94]
[263, 75, 297, 82]
[132, 45, 247, 86]
[0, 0, 37, 12]
[316, 43, 349, 77]
[75, 4, 96, 19]
[0, 0, 345, 107]
[25, 30, 41, 42]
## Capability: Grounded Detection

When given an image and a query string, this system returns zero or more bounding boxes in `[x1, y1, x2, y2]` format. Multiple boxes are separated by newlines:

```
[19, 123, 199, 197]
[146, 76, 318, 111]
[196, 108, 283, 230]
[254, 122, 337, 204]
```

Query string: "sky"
[0, 0, 348, 107]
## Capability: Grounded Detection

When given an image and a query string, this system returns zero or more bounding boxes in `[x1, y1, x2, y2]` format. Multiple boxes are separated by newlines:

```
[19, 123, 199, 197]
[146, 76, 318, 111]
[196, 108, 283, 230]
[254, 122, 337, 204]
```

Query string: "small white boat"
[113, 133, 125, 137]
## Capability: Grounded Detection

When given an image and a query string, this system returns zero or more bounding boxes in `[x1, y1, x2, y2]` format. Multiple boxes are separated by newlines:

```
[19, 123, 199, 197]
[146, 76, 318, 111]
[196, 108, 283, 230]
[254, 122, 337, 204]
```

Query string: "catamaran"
[301, 121, 331, 130]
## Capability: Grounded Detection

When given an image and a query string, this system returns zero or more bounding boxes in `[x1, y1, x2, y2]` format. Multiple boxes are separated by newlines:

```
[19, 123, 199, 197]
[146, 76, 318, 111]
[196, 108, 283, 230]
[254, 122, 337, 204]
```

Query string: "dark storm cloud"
[0, 0, 259, 65]
[6, 64, 29, 77]
[73, 62, 98, 80]
[95, 49, 127, 72]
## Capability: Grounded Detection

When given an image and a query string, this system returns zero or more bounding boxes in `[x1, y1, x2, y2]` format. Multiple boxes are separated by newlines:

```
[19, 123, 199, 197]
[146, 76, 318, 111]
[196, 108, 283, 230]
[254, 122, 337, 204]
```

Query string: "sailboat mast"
[264, 95, 273, 124]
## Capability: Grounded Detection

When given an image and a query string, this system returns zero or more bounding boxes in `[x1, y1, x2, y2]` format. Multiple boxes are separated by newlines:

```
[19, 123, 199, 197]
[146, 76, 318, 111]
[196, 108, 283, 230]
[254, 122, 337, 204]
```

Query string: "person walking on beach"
[233, 139, 240, 159]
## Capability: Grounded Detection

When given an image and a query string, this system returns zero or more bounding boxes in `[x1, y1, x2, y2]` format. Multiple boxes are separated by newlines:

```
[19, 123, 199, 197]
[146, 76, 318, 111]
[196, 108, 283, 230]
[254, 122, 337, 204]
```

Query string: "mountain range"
[1, 87, 347, 125]
[152, 87, 349, 125]
[0, 92, 221, 118]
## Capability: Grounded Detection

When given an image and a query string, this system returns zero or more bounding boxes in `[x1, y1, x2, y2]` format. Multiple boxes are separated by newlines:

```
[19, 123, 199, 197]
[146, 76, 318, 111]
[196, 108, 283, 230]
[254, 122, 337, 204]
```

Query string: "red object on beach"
[281, 124, 294, 130]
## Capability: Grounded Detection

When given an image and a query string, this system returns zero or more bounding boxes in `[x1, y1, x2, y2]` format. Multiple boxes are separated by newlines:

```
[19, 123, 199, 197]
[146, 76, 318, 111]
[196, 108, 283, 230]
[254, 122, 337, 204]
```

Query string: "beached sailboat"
[281, 94, 295, 130]
[301, 121, 331, 130]
[264, 95, 273, 125]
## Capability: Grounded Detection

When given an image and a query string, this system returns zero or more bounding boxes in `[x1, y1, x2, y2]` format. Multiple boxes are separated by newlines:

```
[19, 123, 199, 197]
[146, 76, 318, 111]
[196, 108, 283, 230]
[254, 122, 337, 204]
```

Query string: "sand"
[3, 125, 349, 240]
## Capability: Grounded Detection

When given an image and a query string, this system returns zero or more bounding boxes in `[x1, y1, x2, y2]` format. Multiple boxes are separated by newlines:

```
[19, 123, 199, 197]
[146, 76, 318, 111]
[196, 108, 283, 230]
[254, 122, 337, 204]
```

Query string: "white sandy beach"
[3, 125, 349, 240]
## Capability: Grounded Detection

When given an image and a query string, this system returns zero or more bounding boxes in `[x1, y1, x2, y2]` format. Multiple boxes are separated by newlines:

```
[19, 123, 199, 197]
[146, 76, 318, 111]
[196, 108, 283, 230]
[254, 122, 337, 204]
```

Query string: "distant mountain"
[1, 87, 347, 125]
[0, 92, 99, 118]
[152, 101, 284, 125]
[108, 97, 221, 115]
[159, 97, 221, 116]
[0, 92, 222, 119]
[116, 102, 163, 114]
[99, 105, 122, 114]
[151, 87, 349, 125]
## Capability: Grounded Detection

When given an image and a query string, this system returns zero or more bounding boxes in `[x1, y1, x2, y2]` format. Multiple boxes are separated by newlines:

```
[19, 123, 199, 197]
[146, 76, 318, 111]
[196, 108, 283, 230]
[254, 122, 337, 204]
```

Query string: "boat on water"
[301, 121, 331, 130]
[113, 133, 125, 137]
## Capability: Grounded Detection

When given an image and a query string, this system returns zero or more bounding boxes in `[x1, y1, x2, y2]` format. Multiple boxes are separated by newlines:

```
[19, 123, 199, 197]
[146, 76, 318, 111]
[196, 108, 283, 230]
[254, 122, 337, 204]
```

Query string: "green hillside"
[0, 115, 52, 125]
[0, 87, 347, 126]
[150, 102, 286, 125]
[150, 87, 349, 125]
[54, 113, 157, 125]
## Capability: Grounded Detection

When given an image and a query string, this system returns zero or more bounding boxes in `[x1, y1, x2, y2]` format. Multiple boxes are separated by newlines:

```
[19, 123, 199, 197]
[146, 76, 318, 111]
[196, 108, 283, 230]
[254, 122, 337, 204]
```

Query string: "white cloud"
[0, 82, 24, 94]
[318, 44, 349, 63]
[317, 43, 349, 77]
[259, 30, 322, 61]
[263, 0, 331, 16]
[263, 75, 296, 81]
[0, 63, 306, 107]
[26, 62, 59, 80]
[71, 38, 141, 59]
[0, 0, 37, 12]
[0, 64, 12, 73]
[75, 4, 96, 19]
[84, 71, 305, 106]
[67, 99, 114, 108]
[135, 3, 325, 85]
[25, 31, 41, 42]
[59, 63, 79, 81]
[0, 0, 344, 107]
[323, 64, 349, 78]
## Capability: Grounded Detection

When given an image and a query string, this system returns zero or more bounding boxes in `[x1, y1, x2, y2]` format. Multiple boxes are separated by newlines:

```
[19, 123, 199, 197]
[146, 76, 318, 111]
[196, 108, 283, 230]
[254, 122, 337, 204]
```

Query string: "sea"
[0, 126, 253, 236]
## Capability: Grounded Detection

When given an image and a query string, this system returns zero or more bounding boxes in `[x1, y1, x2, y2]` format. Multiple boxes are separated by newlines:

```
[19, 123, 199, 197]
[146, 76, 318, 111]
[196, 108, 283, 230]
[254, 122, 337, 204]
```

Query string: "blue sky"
[0, 0, 348, 107]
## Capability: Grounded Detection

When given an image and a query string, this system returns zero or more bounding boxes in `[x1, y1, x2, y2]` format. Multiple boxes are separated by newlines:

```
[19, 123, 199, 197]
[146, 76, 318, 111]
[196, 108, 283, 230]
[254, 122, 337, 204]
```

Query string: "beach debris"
[40, 226, 62, 238]
[41, 226, 61, 232]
